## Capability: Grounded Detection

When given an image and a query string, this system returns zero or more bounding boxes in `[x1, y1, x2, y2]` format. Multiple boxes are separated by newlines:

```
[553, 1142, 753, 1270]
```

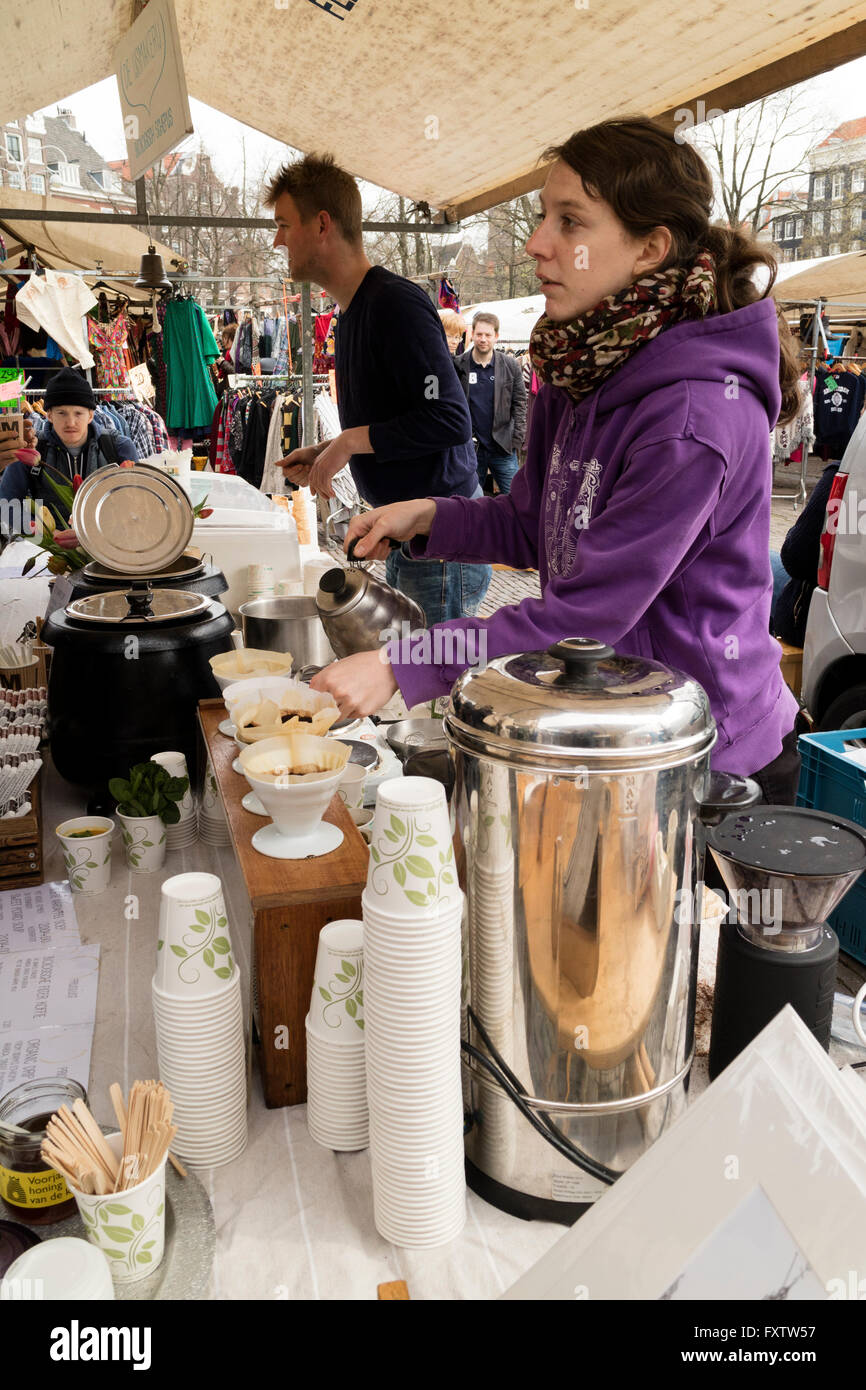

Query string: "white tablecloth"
[39, 750, 865, 1300]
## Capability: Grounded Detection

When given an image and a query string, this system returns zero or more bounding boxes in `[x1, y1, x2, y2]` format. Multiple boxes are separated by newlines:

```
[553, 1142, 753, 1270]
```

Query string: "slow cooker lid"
[71, 464, 193, 575]
[66, 587, 212, 625]
[82, 551, 206, 582]
[447, 637, 715, 762]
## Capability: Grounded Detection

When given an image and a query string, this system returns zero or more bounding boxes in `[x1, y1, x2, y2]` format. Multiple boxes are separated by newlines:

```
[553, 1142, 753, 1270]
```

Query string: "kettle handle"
[347, 537, 401, 567]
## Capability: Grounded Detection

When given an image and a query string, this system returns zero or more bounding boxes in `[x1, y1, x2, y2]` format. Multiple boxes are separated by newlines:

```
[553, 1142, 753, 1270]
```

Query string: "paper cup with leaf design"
[308, 919, 365, 1040]
[117, 812, 167, 873]
[155, 872, 235, 998]
[69, 1133, 166, 1286]
[475, 761, 513, 870]
[56, 816, 114, 895]
[366, 778, 458, 919]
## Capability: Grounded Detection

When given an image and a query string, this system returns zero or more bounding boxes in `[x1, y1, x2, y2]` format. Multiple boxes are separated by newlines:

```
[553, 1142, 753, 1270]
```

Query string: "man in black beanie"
[0, 368, 137, 543]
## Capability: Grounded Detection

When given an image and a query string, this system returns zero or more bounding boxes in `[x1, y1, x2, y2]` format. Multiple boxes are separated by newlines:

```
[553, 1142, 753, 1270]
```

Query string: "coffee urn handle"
[698, 771, 762, 827]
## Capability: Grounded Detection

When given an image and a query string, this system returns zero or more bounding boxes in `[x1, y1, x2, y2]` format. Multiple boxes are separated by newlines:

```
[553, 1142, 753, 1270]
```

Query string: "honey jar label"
[0, 1162, 71, 1209]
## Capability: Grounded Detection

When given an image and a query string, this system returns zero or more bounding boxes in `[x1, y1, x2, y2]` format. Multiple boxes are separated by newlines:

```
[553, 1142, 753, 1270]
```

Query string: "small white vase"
[117, 812, 167, 873]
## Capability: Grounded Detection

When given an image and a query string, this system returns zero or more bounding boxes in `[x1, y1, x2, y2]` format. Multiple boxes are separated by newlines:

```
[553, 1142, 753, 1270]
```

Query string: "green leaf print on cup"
[369, 810, 457, 912]
[318, 954, 364, 1032]
[166, 903, 235, 987]
[83, 1179, 166, 1280]
[61, 841, 108, 893]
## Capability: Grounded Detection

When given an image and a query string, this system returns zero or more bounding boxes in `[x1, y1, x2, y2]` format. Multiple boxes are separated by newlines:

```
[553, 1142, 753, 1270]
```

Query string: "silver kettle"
[315, 539, 426, 658]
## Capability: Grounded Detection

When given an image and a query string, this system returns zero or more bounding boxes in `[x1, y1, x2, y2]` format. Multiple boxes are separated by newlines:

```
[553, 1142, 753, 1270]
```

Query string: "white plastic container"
[194, 512, 301, 616]
[1, 1237, 115, 1300]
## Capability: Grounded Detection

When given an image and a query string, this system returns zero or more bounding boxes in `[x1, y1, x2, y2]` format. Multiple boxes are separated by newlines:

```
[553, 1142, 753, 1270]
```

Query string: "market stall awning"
[772, 250, 866, 306]
[461, 295, 545, 345]
[0, 187, 178, 299]
[3, 0, 866, 218]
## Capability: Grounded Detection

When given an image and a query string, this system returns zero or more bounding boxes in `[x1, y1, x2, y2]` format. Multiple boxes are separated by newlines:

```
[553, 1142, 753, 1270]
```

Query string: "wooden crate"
[778, 639, 804, 700]
[0, 772, 43, 889]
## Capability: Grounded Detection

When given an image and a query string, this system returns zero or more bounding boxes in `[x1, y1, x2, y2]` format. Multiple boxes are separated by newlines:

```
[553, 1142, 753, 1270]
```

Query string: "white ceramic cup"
[55, 816, 114, 895]
[116, 812, 167, 873]
[156, 872, 235, 997]
[68, 1134, 166, 1286]
[308, 919, 364, 1037]
[337, 763, 366, 809]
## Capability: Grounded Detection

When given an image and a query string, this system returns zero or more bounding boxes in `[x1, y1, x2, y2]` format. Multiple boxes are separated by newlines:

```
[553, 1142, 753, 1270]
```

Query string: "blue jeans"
[476, 444, 520, 495]
[384, 484, 491, 623]
[770, 550, 789, 626]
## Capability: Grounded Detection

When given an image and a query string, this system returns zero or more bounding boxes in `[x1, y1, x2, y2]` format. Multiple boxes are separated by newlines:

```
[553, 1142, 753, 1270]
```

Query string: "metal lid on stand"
[445, 636, 716, 770]
[71, 465, 193, 576]
[66, 588, 212, 625]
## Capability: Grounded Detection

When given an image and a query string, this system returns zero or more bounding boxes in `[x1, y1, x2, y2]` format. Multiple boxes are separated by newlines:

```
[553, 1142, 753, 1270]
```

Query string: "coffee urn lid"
[445, 637, 716, 768]
[71, 465, 193, 575]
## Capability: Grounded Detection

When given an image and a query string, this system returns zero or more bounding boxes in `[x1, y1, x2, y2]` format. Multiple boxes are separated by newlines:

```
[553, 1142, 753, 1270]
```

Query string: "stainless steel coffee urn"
[445, 638, 717, 1223]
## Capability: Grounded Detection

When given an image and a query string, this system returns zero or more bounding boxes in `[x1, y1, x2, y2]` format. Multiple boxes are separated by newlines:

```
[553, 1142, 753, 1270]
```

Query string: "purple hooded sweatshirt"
[391, 296, 798, 776]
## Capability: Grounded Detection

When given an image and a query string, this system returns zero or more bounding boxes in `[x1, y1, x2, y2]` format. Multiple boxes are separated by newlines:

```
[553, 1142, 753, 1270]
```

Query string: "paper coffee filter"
[234, 683, 340, 742]
[210, 649, 293, 680]
[239, 733, 351, 781]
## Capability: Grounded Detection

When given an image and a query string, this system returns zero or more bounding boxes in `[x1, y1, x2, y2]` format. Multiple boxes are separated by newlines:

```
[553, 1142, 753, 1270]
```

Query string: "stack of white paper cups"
[199, 756, 231, 846]
[150, 751, 198, 850]
[363, 777, 466, 1247]
[151, 872, 247, 1166]
[468, 764, 516, 1171]
[305, 919, 367, 1151]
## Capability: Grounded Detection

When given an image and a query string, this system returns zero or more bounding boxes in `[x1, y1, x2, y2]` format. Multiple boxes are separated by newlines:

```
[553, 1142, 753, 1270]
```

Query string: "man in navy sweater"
[265, 153, 490, 624]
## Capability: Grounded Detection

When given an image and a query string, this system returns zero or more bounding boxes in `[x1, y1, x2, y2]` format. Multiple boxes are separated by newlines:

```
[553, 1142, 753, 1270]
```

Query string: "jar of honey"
[0, 1077, 87, 1225]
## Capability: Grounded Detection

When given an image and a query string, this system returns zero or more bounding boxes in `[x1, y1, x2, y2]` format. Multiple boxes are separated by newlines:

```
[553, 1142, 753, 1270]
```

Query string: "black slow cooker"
[42, 466, 235, 795]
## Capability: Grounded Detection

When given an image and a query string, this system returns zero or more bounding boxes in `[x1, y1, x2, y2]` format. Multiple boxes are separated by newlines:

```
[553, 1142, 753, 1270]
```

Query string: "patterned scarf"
[529, 251, 718, 403]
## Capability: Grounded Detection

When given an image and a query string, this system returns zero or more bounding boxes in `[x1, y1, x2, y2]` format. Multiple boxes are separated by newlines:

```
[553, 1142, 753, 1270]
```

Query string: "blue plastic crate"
[796, 728, 866, 964]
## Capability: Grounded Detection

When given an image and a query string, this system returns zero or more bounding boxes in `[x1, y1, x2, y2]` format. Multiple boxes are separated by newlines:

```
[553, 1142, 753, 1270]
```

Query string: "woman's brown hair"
[545, 117, 800, 425]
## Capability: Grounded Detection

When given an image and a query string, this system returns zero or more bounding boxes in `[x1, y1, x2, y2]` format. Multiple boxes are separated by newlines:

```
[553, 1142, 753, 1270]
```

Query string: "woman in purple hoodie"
[311, 117, 802, 798]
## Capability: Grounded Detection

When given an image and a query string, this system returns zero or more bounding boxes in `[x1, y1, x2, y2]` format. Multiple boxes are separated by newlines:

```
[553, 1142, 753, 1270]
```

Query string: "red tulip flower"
[72, 474, 83, 493]
[15, 448, 40, 467]
[198, 507, 213, 518]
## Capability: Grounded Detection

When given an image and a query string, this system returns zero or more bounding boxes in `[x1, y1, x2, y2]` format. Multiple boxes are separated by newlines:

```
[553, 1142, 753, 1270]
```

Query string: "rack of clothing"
[776, 296, 866, 505]
[24, 386, 170, 457]
[209, 376, 333, 491]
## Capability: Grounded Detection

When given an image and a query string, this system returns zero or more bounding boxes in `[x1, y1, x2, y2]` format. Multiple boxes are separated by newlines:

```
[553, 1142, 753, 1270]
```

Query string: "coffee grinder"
[706, 805, 866, 1078]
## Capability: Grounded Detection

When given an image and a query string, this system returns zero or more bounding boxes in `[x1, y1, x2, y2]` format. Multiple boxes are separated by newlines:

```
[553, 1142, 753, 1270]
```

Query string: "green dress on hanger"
[162, 299, 221, 432]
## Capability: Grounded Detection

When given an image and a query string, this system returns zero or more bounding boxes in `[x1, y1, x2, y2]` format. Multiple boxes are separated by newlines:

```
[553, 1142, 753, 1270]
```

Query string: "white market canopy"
[3, 0, 866, 219]
[772, 250, 866, 305]
[462, 295, 545, 344]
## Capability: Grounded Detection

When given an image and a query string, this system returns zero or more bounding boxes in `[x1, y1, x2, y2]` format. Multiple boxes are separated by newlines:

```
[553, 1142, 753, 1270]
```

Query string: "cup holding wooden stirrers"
[40, 1081, 184, 1285]
[110, 1081, 186, 1181]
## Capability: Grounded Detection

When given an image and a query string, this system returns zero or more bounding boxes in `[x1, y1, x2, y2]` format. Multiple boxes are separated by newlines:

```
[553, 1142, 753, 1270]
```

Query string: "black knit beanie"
[44, 368, 96, 411]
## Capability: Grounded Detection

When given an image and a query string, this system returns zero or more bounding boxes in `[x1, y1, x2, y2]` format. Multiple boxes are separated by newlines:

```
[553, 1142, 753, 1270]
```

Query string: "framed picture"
[504, 1007, 866, 1300]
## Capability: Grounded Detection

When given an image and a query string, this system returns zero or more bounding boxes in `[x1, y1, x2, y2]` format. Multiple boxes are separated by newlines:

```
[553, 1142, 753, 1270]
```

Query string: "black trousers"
[749, 725, 802, 806]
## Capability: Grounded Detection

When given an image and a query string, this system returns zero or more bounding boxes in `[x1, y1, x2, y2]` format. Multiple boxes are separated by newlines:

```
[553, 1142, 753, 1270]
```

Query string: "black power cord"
[462, 1006, 622, 1186]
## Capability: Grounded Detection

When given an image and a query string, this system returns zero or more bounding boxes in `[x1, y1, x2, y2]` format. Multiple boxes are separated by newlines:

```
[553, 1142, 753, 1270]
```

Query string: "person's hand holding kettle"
[344, 497, 437, 560]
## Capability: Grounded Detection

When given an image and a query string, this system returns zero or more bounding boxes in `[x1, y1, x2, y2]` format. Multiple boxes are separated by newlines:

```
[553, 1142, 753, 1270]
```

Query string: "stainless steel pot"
[315, 540, 425, 658]
[446, 637, 717, 1221]
[239, 596, 335, 671]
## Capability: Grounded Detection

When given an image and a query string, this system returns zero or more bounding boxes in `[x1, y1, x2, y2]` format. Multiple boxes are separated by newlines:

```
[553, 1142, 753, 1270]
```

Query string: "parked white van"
[802, 410, 866, 729]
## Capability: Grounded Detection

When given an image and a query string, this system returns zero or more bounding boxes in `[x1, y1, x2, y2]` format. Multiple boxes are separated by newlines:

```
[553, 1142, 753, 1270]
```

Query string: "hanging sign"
[114, 0, 194, 182]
